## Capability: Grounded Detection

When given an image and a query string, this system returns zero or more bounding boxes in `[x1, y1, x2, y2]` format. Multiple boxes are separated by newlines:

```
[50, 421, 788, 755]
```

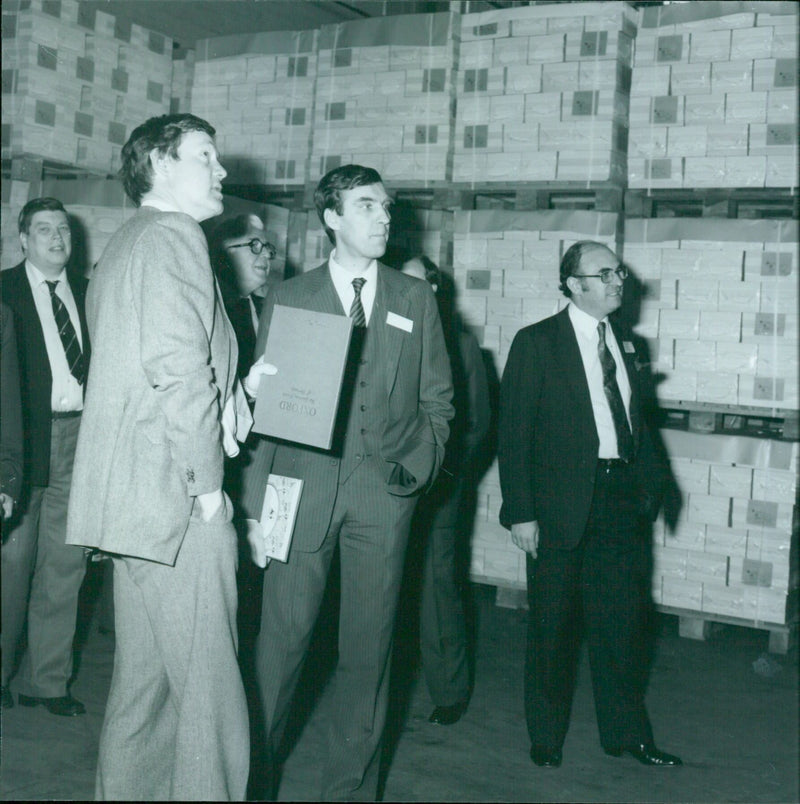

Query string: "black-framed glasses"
[228, 239, 277, 258]
[573, 266, 628, 284]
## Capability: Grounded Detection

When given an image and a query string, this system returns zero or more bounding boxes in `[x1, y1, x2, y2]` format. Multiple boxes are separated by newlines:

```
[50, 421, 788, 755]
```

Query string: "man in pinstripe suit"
[246, 165, 454, 800]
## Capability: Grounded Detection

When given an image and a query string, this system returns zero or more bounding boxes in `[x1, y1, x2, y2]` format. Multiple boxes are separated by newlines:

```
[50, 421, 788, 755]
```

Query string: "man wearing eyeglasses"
[209, 214, 278, 381]
[498, 240, 682, 770]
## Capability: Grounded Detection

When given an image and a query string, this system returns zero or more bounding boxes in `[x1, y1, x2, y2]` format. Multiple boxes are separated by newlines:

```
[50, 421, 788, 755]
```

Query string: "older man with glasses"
[209, 214, 278, 382]
[498, 240, 682, 771]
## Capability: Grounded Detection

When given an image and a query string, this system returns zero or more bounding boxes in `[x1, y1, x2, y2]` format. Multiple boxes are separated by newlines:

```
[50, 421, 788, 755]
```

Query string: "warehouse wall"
[2, 0, 797, 638]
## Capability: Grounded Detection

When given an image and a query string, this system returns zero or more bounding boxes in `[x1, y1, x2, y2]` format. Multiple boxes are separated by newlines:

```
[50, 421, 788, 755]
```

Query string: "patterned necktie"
[46, 280, 85, 385]
[597, 321, 633, 462]
[350, 277, 366, 328]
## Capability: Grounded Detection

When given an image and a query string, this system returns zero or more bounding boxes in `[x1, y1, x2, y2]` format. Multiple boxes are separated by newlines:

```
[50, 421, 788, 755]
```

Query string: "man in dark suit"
[498, 241, 681, 770]
[1, 302, 25, 707]
[210, 213, 277, 382]
[246, 165, 454, 800]
[400, 257, 490, 726]
[1, 197, 90, 717]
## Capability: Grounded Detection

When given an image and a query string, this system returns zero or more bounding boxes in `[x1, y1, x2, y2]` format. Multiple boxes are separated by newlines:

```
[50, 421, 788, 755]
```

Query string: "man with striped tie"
[1, 197, 90, 717]
[498, 241, 682, 770]
[246, 164, 454, 800]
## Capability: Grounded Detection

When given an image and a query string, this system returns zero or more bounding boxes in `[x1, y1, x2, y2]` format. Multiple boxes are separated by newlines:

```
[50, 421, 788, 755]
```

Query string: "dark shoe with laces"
[605, 743, 682, 766]
[18, 693, 86, 716]
[428, 701, 467, 725]
[530, 746, 562, 767]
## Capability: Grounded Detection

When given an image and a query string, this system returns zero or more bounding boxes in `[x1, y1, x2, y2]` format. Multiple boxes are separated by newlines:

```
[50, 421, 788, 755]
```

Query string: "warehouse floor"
[1, 562, 797, 803]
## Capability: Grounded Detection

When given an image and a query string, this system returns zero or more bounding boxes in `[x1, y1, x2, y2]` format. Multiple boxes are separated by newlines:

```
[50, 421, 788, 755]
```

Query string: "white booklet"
[245, 474, 303, 567]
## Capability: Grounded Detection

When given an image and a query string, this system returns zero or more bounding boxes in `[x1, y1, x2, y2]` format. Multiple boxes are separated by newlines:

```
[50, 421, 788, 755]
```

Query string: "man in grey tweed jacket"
[66, 114, 250, 801]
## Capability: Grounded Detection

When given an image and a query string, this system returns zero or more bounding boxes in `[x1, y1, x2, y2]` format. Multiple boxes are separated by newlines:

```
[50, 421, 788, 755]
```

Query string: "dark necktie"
[46, 280, 85, 385]
[350, 277, 366, 328]
[597, 321, 633, 462]
[250, 293, 263, 318]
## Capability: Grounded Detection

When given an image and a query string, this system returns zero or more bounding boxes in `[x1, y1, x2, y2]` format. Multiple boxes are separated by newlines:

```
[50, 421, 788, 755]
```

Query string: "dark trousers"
[524, 462, 654, 753]
[418, 472, 470, 708]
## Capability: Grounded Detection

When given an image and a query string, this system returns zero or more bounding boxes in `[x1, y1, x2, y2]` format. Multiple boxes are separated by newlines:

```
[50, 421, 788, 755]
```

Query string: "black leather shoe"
[530, 746, 562, 767]
[18, 694, 86, 717]
[428, 701, 467, 725]
[1, 686, 13, 709]
[606, 743, 682, 766]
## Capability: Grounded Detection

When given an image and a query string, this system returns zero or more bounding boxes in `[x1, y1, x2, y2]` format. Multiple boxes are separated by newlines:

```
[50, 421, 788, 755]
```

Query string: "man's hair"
[314, 164, 383, 244]
[120, 113, 216, 205]
[559, 240, 606, 298]
[18, 197, 67, 234]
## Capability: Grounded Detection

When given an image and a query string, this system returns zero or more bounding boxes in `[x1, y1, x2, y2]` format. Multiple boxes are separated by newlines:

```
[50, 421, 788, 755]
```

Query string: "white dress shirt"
[568, 302, 632, 460]
[25, 260, 84, 412]
[328, 250, 377, 325]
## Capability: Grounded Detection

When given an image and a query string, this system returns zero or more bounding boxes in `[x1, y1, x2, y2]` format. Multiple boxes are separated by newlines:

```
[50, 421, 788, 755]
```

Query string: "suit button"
[360, 428, 367, 435]
[330, 459, 338, 465]
[360, 404, 367, 411]
[360, 381, 367, 387]
[355, 453, 363, 460]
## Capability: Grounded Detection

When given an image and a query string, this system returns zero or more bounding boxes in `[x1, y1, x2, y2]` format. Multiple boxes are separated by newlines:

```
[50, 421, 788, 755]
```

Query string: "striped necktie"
[597, 321, 633, 462]
[350, 277, 366, 328]
[46, 280, 85, 385]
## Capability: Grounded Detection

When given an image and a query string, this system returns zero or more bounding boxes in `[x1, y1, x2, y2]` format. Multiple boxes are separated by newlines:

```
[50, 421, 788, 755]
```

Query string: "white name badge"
[386, 311, 413, 333]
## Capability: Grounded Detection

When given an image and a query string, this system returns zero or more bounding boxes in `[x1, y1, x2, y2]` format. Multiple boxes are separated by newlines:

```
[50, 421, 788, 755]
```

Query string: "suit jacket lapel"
[610, 319, 642, 450]
[309, 263, 345, 316]
[375, 264, 409, 396]
[556, 308, 596, 429]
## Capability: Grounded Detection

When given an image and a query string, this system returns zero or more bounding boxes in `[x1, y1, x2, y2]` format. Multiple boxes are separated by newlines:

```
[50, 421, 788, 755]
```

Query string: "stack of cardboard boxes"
[623, 217, 798, 410]
[192, 30, 318, 186]
[311, 13, 456, 185]
[1, 0, 172, 176]
[454, 2, 636, 184]
[628, 1, 798, 189]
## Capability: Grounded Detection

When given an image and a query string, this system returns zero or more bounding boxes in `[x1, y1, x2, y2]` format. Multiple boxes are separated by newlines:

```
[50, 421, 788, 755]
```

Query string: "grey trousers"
[95, 496, 249, 801]
[254, 466, 416, 801]
[3, 416, 87, 695]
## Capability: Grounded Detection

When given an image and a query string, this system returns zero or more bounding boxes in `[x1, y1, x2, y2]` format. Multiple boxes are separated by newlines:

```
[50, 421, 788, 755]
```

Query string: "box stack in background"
[1, 0, 173, 177]
[454, 2, 636, 184]
[311, 13, 456, 185]
[652, 430, 798, 628]
[623, 217, 798, 410]
[192, 30, 318, 186]
[453, 210, 620, 588]
[453, 209, 619, 367]
[629, 1, 798, 189]
[170, 49, 195, 115]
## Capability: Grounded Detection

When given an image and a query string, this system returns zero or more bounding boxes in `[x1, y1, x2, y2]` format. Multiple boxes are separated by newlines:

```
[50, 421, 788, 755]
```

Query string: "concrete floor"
[1, 564, 797, 802]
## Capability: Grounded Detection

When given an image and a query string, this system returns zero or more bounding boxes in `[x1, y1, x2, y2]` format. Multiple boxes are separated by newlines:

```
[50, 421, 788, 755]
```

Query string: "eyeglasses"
[572, 266, 628, 284]
[228, 239, 277, 258]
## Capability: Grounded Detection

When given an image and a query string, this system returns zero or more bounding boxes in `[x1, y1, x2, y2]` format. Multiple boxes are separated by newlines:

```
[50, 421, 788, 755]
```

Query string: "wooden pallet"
[658, 404, 799, 441]
[439, 181, 625, 213]
[658, 604, 798, 655]
[625, 187, 799, 220]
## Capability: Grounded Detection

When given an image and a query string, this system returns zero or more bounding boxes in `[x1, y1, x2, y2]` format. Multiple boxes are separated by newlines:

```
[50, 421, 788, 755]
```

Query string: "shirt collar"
[568, 301, 608, 339]
[25, 259, 67, 288]
[328, 250, 378, 289]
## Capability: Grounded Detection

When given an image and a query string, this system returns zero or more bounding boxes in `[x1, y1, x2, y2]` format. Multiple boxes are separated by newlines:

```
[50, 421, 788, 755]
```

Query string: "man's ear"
[149, 147, 170, 178]
[565, 275, 582, 297]
[323, 207, 340, 233]
[19, 232, 28, 254]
